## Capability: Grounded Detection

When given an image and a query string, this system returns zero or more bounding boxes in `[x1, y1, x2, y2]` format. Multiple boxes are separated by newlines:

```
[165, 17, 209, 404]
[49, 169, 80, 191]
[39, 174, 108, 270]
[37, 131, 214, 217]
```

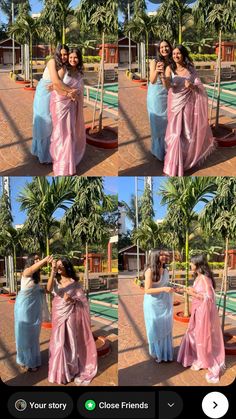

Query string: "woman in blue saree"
[14, 254, 52, 372]
[147, 40, 172, 161]
[143, 250, 174, 362]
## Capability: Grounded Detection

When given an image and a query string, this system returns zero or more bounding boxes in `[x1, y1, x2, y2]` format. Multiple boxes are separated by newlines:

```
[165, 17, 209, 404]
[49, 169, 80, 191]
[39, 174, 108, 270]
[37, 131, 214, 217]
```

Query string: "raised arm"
[23, 255, 53, 277]
[144, 268, 173, 294]
[149, 60, 164, 84]
[46, 259, 57, 292]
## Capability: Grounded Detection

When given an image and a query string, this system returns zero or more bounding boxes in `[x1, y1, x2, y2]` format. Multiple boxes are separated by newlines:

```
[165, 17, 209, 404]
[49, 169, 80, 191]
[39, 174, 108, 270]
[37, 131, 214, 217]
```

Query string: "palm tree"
[160, 177, 216, 317]
[8, 1, 40, 87]
[194, 0, 236, 128]
[18, 177, 75, 256]
[61, 177, 114, 292]
[158, 0, 193, 44]
[40, 0, 74, 45]
[132, 219, 162, 263]
[78, 0, 118, 132]
[120, 194, 142, 228]
[200, 177, 236, 332]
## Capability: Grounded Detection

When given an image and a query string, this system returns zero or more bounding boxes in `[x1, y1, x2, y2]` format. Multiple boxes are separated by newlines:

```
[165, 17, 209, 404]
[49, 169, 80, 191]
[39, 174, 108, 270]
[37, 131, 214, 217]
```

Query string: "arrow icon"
[213, 402, 218, 409]
[168, 403, 175, 408]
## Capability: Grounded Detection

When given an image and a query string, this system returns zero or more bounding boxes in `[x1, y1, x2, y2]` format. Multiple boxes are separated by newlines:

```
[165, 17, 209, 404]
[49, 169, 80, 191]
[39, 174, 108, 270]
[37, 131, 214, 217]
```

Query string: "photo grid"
[0, 1, 235, 418]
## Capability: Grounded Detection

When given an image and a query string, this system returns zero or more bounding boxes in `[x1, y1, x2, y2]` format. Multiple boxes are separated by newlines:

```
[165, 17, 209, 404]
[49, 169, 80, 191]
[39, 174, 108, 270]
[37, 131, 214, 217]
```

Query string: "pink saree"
[163, 70, 215, 176]
[48, 281, 97, 385]
[177, 275, 225, 381]
[50, 71, 86, 176]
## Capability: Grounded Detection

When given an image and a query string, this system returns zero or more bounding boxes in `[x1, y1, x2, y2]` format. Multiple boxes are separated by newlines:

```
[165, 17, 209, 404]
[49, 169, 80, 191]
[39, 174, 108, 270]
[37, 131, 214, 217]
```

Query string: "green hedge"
[169, 261, 224, 270]
[83, 55, 101, 63]
[190, 53, 217, 62]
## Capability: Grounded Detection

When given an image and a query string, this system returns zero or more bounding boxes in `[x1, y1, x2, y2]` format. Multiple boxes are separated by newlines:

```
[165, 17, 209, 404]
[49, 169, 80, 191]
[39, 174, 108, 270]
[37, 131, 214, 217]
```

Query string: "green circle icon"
[85, 400, 96, 411]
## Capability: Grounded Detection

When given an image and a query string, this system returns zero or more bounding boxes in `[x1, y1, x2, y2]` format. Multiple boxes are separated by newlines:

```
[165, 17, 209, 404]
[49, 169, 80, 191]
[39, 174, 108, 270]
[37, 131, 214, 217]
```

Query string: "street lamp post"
[135, 177, 140, 279]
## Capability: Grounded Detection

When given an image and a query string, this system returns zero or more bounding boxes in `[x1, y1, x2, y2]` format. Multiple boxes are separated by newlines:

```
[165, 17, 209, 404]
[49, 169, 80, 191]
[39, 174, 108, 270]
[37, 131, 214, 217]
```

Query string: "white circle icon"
[202, 392, 229, 418]
[15, 399, 27, 412]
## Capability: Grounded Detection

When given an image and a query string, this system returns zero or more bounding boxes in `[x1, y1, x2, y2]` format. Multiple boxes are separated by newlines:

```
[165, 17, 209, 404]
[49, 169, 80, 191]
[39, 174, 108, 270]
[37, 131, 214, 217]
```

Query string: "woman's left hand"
[46, 83, 54, 92]
[185, 79, 194, 90]
[64, 292, 75, 304]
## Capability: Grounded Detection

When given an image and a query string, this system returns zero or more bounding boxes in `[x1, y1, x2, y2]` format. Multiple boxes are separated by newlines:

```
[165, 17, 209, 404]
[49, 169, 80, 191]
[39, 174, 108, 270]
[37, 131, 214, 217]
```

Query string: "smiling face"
[57, 259, 67, 276]
[60, 48, 68, 64]
[159, 251, 170, 265]
[172, 48, 183, 64]
[69, 52, 79, 67]
[159, 41, 171, 58]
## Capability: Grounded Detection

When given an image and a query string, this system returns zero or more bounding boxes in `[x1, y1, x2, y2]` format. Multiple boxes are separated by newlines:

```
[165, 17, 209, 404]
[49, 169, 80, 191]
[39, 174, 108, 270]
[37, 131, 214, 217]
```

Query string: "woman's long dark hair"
[57, 257, 78, 282]
[54, 44, 69, 70]
[170, 44, 194, 74]
[24, 253, 40, 284]
[156, 39, 173, 69]
[144, 250, 163, 283]
[191, 255, 216, 289]
[67, 48, 84, 76]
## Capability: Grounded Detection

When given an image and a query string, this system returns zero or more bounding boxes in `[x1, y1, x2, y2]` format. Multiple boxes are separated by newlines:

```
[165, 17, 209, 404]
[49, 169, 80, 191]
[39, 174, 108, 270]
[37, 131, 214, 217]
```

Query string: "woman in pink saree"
[50, 48, 86, 176]
[177, 255, 225, 384]
[163, 45, 215, 176]
[47, 258, 97, 385]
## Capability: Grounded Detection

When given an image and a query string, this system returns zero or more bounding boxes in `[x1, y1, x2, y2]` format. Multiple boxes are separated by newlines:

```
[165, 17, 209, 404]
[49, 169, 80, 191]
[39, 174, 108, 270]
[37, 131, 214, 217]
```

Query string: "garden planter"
[86, 126, 117, 149]
[8, 297, 16, 304]
[16, 80, 30, 84]
[211, 124, 236, 147]
[174, 311, 190, 323]
[224, 333, 236, 355]
[2, 292, 16, 297]
[41, 322, 52, 329]
[132, 78, 147, 83]
[94, 335, 111, 357]
[173, 301, 181, 306]
[24, 85, 36, 91]
[140, 84, 148, 90]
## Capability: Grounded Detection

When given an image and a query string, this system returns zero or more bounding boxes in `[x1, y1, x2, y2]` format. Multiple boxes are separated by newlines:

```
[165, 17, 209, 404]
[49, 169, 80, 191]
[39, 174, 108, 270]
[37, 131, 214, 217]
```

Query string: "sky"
[2, 176, 118, 226]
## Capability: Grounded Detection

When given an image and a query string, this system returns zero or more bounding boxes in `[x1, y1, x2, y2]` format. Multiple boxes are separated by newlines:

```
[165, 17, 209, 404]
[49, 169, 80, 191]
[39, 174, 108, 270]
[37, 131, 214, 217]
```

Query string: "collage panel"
[118, 0, 236, 176]
[0, 0, 118, 177]
[0, 176, 118, 386]
[118, 176, 236, 386]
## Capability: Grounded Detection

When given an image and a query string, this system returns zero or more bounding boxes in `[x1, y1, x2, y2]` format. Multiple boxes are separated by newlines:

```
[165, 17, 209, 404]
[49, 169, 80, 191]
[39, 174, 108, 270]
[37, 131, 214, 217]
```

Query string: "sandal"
[27, 367, 39, 372]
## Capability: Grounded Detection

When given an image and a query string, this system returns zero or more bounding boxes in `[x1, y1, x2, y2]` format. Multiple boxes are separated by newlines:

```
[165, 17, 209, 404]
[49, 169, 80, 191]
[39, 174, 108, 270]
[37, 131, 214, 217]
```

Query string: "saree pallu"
[48, 283, 97, 385]
[143, 270, 173, 362]
[147, 80, 168, 161]
[14, 285, 43, 369]
[32, 78, 52, 163]
[50, 72, 86, 176]
[163, 72, 215, 176]
[177, 276, 225, 380]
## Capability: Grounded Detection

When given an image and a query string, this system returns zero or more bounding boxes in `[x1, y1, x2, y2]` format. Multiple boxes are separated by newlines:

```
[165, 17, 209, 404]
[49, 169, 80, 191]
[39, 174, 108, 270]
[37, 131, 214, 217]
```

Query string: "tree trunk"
[98, 31, 105, 133]
[221, 236, 229, 333]
[216, 29, 222, 128]
[172, 248, 175, 285]
[184, 229, 189, 317]
[13, 244, 18, 295]
[30, 33, 33, 88]
[146, 32, 149, 83]
[85, 242, 89, 296]
[62, 20, 66, 45]
[178, 16, 182, 44]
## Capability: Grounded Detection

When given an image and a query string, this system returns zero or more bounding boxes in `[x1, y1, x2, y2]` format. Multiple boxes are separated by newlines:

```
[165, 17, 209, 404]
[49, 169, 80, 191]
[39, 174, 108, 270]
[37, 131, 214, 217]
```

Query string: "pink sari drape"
[177, 275, 225, 380]
[50, 71, 86, 176]
[48, 282, 97, 385]
[163, 70, 215, 176]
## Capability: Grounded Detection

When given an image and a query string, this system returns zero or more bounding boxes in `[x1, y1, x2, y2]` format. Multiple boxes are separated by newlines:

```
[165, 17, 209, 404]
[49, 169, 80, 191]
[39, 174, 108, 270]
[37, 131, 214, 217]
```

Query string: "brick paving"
[118, 276, 236, 386]
[0, 294, 117, 386]
[118, 71, 236, 176]
[0, 72, 118, 176]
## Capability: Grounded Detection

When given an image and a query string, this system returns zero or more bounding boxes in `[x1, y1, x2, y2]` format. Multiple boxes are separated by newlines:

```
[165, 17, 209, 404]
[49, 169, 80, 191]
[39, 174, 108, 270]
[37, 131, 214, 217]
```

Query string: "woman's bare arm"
[47, 59, 74, 93]
[161, 65, 172, 89]
[46, 259, 57, 292]
[23, 255, 53, 277]
[144, 269, 174, 294]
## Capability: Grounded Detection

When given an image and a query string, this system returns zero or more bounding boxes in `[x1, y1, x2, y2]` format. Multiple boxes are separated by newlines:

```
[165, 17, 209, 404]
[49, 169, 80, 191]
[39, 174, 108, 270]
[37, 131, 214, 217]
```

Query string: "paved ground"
[118, 71, 236, 176]
[118, 276, 236, 386]
[0, 294, 117, 387]
[0, 72, 118, 176]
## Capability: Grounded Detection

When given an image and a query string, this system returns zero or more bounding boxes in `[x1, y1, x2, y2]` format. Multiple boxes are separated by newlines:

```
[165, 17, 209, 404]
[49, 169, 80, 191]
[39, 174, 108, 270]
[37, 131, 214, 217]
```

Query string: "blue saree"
[143, 269, 173, 362]
[14, 285, 43, 369]
[147, 78, 168, 161]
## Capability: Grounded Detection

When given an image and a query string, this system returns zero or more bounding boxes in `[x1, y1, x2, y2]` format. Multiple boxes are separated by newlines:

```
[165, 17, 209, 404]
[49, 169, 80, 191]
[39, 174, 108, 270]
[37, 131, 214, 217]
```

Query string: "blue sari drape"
[14, 285, 43, 369]
[143, 269, 173, 362]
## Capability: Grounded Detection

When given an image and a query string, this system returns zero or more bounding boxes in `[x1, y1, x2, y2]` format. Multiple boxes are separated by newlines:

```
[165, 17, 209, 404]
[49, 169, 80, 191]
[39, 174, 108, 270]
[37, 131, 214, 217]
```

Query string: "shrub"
[83, 55, 101, 63]
[190, 53, 217, 62]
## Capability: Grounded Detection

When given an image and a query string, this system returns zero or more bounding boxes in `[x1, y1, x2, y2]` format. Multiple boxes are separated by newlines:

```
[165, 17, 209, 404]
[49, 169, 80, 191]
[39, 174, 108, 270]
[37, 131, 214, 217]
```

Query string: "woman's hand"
[186, 287, 195, 296]
[185, 79, 194, 90]
[51, 259, 57, 274]
[46, 83, 54, 92]
[163, 287, 175, 293]
[156, 61, 164, 74]
[64, 292, 75, 304]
